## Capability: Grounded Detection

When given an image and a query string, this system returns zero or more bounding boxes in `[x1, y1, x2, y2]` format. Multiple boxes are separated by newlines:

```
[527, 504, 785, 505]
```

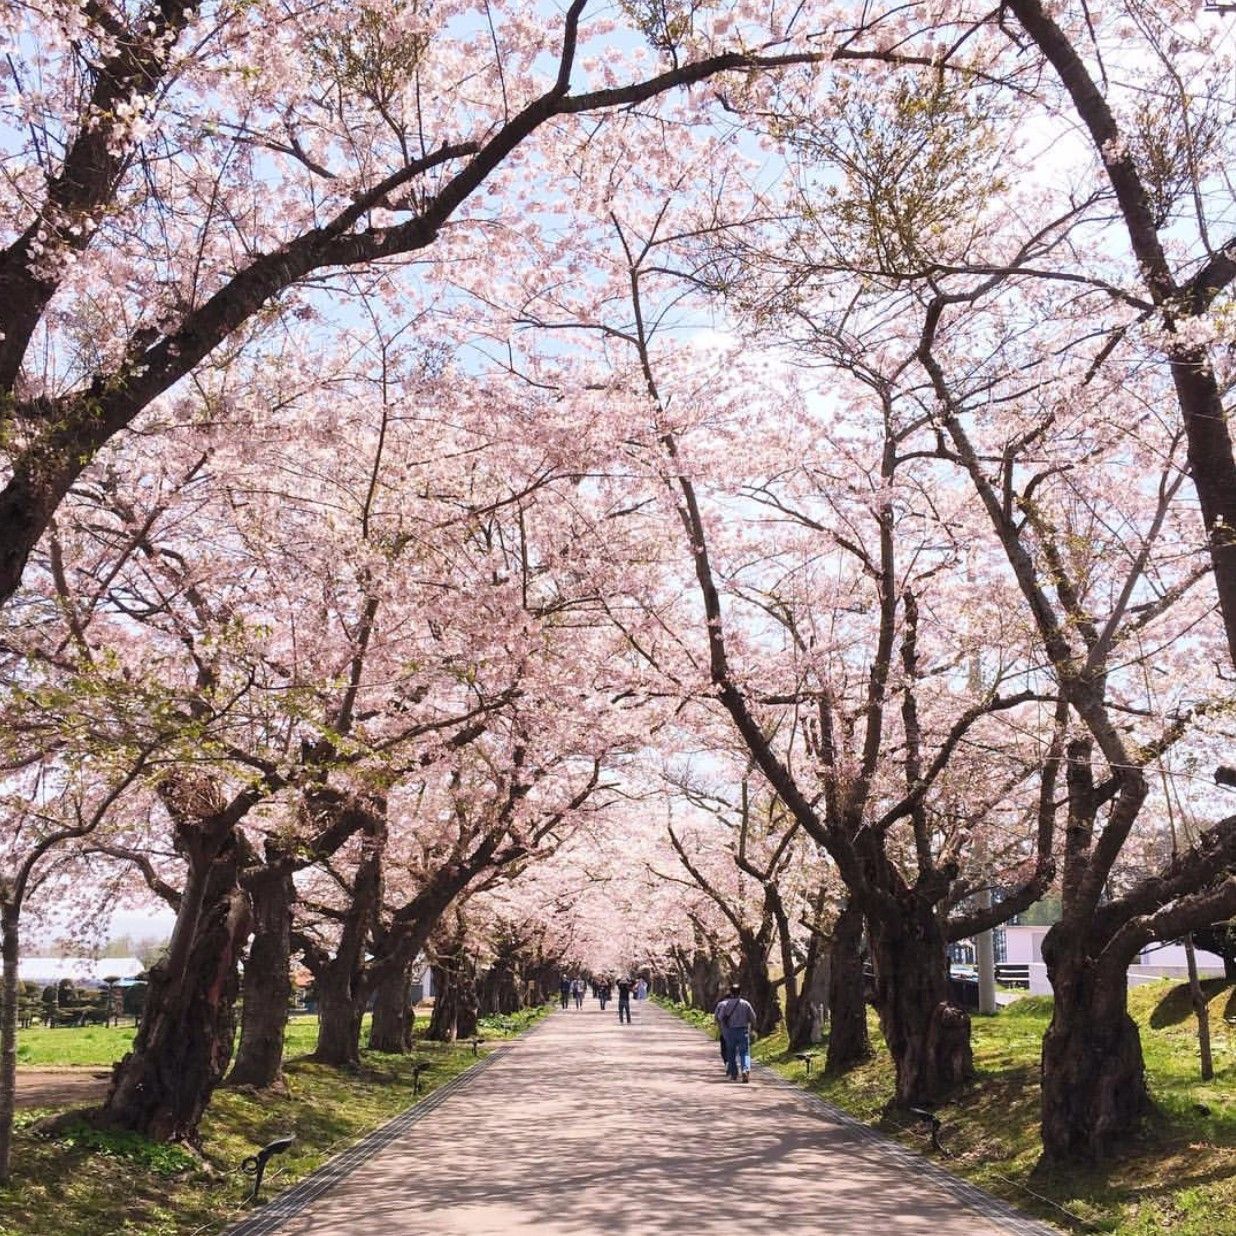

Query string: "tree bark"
[735, 928, 781, 1037]
[366, 908, 450, 1053]
[313, 963, 364, 1067]
[0, 902, 19, 1184]
[770, 885, 803, 1043]
[789, 940, 830, 1052]
[101, 862, 250, 1142]
[306, 810, 385, 1068]
[368, 959, 416, 1055]
[1183, 934, 1214, 1083]
[427, 959, 479, 1038]
[687, 946, 724, 1010]
[868, 902, 972, 1106]
[825, 900, 871, 1075]
[476, 948, 523, 1016]
[228, 866, 294, 1087]
[1039, 929, 1151, 1163]
[427, 945, 479, 1042]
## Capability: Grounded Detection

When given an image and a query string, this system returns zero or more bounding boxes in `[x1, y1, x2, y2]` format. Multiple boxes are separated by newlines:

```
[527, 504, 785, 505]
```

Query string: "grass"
[1, 1003, 553, 1236]
[658, 984, 1236, 1234]
[14, 1002, 548, 1069]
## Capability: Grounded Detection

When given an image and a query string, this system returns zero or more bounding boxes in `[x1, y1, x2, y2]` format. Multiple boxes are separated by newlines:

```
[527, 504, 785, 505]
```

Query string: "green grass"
[476, 1004, 555, 1038]
[1, 1003, 553, 1236]
[15, 1023, 138, 1067]
[14, 1003, 551, 1069]
[660, 983, 1236, 1234]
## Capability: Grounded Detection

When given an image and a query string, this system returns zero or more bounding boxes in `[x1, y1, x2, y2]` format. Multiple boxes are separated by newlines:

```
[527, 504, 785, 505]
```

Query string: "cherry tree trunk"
[427, 954, 479, 1041]
[0, 902, 19, 1184]
[736, 934, 780, 1037]
[525, 958, 557, 1006]
[102, 869, 250, 1142]
[773, 893, 804, 1046]
[228, 867, 293, 1087]
[476, 955, 522, 1016]
[868, 904, 971, 1105]
[368, 914, 443, 1053]
[368, 962, 415, 1054]
[308, 812, 384, 1068]
[312, 967, 365, 1068]
[1040, 932, 1150, 1163]
[825, 900, 870, 1074]
[788, 948, 830, 1052]
[658, 969, 684, 1003]
[687, 948, 724, 1010]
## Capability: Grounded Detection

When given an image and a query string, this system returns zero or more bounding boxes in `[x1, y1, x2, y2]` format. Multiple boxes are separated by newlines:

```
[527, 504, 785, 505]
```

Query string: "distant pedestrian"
[616, 977, 633, 1024]
[559, 977, 571, 1010]
[716, 983, 757, 1082]
[714, 992, 734, 1073]
[634, 978, 648, 1000]
[598, 980, 611, 1010]
[572, 977, 585, 1009]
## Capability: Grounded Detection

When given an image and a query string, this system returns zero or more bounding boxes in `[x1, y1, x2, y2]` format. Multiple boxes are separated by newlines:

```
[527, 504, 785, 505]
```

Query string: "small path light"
[470, 1036, 483, 1057]
[241, 1134, 296, 1203]
[908, 1108, 945, 1154]
[411, 1060, 429, 1096]
[794, 1052, 813, 1076]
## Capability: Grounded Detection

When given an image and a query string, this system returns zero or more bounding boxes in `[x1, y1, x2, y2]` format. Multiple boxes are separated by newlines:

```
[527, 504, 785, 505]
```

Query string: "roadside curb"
[652, 1003, 1061, 1236]
[750, 1060, 1061, 1236]
[222, 1043, 514, 1236]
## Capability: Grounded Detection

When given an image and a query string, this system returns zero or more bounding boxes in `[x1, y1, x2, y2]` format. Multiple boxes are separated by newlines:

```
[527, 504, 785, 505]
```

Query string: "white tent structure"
[17, 956, 145, 986]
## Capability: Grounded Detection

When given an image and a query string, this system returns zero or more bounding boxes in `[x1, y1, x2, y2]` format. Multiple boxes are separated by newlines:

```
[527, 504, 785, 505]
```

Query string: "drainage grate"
[224, 1045, 513, 1236]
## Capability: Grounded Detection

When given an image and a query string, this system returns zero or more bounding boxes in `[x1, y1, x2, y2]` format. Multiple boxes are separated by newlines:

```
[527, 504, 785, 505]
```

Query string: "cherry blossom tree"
[735, 48, 1233, 1158]
[0, 0, 848, 610]
[0, 759, 149, 1181]
[485, 187, 1065, 1103]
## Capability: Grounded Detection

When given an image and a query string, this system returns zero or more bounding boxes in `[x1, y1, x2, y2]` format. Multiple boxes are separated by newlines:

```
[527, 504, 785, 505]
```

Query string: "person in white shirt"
[715, 983, 757, 1082]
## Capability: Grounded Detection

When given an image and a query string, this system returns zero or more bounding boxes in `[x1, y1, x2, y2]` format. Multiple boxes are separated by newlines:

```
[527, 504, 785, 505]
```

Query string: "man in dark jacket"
[716, 983, 757, 1082]
[616, 976, 633, 1023]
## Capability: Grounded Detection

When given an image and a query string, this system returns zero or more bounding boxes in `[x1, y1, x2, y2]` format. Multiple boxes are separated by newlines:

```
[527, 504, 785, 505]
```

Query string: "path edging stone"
[658, 1003, 1062, 1236]
[221, 1044, 513, 1236]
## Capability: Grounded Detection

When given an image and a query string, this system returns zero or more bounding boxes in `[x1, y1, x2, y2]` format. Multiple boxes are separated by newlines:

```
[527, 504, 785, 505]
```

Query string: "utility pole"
[975, 880, 998, 1015]
[967, 577, 998, 1015]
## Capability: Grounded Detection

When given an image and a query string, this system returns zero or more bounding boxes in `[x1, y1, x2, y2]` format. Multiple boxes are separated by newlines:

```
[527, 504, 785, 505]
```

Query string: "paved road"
[14, 1067, 110, 1109]
[271, 1003, 1052, 1235]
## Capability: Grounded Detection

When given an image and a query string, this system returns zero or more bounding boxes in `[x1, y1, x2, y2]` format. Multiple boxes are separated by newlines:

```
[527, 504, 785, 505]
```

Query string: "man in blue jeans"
[716, 983, 757, 1082]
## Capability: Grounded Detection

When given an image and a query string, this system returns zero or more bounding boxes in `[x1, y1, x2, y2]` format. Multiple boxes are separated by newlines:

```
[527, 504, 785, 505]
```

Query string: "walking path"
[239, 1003, 1057, 1235]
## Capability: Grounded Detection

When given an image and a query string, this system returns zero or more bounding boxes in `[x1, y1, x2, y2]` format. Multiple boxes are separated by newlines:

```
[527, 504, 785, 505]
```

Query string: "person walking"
[634, 977, 648, 1000]
[716, 983, 757, 1082]
[616, 976, 633, 1024]
[714, 991, 734, 1074]
[598, 979, 611, 1011]
[559, 976, 571, 1011]
[572, 977, 586, 1010]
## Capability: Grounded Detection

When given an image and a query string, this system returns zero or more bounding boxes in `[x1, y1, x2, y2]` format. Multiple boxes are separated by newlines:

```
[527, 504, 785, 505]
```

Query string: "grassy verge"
[1, 1003, 553, 1236]
[476, 1003, 554, 1038]
[656, 983, 1236, 1235]
[14, 1002, 551, 1069]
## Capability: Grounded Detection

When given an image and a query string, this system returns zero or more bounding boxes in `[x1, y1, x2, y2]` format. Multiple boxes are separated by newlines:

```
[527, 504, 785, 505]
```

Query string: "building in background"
[996, 926, 1224, 994]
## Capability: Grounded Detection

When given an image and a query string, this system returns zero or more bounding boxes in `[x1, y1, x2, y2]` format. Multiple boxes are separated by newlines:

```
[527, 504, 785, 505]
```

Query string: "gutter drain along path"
[242, 1003, 1059, 1235]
